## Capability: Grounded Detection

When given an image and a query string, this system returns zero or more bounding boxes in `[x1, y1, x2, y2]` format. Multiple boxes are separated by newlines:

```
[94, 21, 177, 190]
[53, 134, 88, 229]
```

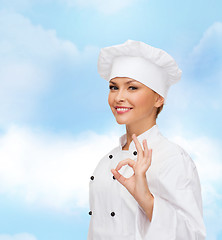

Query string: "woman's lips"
[115, 107, 132, 114]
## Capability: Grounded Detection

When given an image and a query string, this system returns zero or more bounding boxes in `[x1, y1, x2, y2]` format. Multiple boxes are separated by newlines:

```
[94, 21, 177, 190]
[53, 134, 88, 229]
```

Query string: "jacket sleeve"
[135, 150, 206, 240]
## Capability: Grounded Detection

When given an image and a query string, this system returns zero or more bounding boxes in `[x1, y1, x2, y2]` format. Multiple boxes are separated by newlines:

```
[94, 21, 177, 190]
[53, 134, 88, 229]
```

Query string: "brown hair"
[156, 104, 164, 119]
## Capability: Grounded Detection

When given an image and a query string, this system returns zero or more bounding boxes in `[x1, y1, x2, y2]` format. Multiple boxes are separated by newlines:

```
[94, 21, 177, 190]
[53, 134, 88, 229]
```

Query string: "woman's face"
[108, 77, 163, 126]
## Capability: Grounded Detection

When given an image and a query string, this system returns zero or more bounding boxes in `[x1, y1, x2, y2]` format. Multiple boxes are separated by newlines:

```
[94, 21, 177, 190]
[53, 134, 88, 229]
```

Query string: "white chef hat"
[97, 40, 182, 100]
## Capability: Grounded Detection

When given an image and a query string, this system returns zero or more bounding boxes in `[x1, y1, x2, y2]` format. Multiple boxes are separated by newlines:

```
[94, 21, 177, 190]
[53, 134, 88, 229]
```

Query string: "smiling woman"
[87, 40, 206, 239]
[108, 77, 164, 127]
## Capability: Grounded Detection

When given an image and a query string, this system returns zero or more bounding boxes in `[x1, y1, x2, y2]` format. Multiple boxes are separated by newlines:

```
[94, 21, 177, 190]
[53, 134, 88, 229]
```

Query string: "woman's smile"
[115, 106, 133, 114]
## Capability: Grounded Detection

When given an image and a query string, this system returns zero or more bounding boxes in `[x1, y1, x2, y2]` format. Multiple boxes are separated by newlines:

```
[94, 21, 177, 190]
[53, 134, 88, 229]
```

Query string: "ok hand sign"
[111, 134, 154, 221]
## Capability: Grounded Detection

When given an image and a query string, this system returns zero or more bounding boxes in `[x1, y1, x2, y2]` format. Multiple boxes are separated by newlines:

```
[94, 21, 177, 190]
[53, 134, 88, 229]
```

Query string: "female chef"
[87, 40, 206, 239]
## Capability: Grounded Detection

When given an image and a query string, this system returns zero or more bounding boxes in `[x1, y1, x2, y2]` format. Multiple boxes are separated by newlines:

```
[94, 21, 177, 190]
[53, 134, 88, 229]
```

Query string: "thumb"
[111, 169, 127, 187]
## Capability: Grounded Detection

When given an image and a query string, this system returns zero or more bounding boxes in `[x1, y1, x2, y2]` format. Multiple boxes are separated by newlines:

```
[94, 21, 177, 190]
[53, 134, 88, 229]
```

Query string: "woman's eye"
[129, 86, 138, 90]
[109, 85, 118, 90]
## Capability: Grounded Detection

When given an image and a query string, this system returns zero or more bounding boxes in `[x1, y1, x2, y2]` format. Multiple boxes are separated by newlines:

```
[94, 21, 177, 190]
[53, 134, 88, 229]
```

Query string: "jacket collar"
[119, 124, 160, 152]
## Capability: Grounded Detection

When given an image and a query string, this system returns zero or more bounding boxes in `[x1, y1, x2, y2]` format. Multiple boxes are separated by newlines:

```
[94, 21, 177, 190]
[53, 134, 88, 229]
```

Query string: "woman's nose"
[115, 89, 126, 102]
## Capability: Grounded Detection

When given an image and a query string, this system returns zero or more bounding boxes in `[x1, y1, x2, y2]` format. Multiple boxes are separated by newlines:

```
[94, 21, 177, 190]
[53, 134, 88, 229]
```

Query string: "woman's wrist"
[138, 192, 154, 222]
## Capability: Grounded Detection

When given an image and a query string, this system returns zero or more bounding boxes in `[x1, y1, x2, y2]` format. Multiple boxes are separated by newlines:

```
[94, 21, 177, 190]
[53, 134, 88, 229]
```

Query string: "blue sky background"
[0, 0, 222, 239]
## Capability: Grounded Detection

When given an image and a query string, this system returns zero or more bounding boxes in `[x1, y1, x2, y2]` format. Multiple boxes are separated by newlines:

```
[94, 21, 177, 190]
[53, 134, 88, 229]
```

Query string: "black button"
[133, 151, 137, 155]
[90, 176, 94, 181]
[113, 176, 116, 180]
[109, 154, 113, 159]
[111, 212, 115, 217]
[89, 211, 92, 215]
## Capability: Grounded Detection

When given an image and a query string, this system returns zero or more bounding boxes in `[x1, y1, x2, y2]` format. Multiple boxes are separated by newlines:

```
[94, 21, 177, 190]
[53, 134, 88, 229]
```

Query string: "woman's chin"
[115, 117, 130, 125]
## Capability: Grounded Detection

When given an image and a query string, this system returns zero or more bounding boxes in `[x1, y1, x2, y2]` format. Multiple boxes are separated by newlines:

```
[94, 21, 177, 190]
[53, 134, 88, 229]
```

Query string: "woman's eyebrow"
[126, 80, 137, 84]
[109, 80, 137, 85]
[109, 81, 116, 85]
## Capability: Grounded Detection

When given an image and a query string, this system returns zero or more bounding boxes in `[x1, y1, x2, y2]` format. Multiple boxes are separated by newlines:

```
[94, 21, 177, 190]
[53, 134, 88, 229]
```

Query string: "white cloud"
[0, 125, 120, 212]
[0, 233, 37, 240]
[191, 22, 222, 63]
[0, 10, 78, 61]
[0, 10, 99, 127]
[164, 22, 222, 119]
[0, 124, 222, 223]
[188, 21, 222, 84]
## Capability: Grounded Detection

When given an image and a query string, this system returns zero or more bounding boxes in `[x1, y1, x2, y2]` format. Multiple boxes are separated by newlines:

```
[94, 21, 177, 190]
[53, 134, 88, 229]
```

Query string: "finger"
[148, 149, 152, 165]
[132, 134, 143, 157]
[142, 139, 149, 159]
[115, 158, 136, 171]
[142, 140, 152, 168]
[111, 169, 127, 186]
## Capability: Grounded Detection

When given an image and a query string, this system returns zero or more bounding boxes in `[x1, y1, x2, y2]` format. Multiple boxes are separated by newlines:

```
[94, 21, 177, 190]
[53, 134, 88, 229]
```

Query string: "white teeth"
[116, 108, 131, 112]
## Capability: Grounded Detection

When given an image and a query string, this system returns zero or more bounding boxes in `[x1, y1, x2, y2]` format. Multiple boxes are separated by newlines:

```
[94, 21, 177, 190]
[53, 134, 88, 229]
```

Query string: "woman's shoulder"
[157, 133, 187, 154]
[155, 133, 195, 169]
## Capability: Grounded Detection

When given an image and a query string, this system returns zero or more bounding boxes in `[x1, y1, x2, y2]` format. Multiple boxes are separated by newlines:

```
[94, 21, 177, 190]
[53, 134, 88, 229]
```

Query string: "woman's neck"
[122, 119, 156, 151]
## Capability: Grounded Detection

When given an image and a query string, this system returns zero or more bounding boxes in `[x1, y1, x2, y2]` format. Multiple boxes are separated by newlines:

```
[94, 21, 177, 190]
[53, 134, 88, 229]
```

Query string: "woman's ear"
[154, 94, 164, 108]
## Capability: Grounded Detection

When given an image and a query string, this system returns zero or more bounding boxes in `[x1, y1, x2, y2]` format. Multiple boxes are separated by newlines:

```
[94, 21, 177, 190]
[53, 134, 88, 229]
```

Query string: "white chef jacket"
[88, 125, 206, 240]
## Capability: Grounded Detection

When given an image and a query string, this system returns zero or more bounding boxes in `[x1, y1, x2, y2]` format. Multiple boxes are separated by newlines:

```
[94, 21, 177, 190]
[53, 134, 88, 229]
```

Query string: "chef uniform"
[88, 40, 206, 240]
